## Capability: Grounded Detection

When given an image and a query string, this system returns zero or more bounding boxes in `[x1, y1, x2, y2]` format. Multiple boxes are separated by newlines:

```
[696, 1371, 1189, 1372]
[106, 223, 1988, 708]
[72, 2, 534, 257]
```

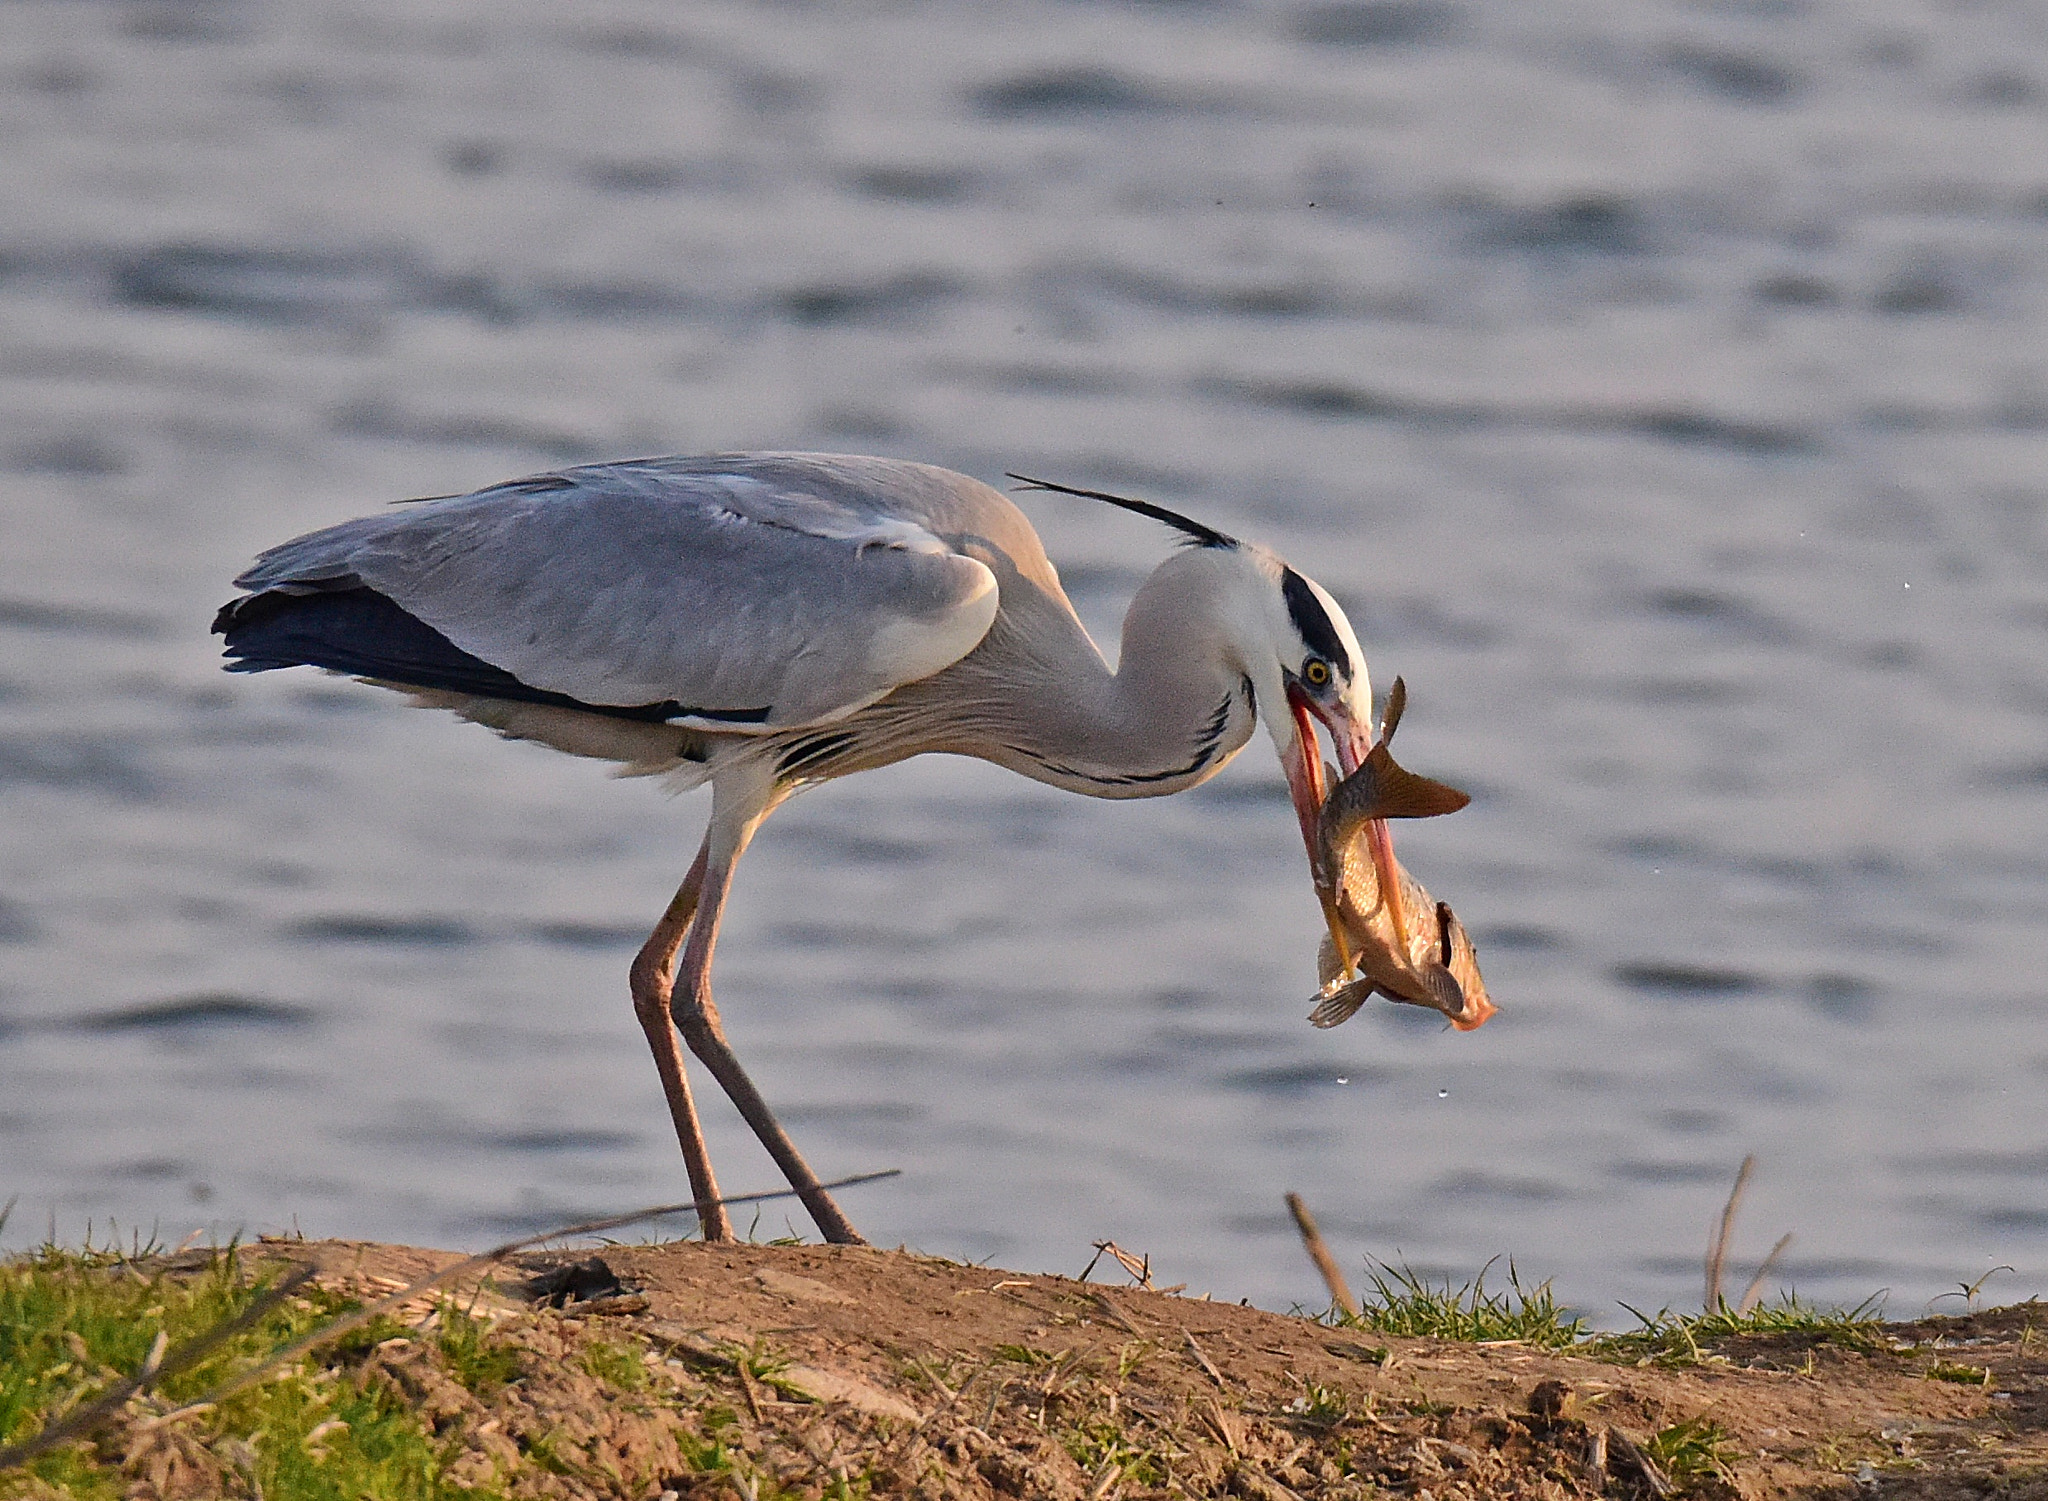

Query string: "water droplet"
[1336, 1076, 1350, 1086]
[1437, 1088, 1449, 1099]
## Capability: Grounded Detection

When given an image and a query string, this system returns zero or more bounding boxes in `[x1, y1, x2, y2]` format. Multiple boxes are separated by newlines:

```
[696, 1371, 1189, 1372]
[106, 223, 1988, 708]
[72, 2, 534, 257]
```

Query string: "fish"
[1308, 676, 1496, 1031]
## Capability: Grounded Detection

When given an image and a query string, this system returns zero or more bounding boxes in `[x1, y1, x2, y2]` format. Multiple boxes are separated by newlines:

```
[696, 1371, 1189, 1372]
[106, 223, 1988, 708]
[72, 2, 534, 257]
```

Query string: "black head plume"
[1006, 473, 1235, 550]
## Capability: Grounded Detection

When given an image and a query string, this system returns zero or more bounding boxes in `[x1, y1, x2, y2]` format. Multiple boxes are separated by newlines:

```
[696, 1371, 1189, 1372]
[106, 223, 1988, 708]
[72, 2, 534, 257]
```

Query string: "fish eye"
[1302, 658, 1331, 688]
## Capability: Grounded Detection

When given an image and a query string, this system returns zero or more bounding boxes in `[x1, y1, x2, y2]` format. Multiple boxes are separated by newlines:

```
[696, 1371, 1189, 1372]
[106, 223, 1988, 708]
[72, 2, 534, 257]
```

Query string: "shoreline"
[4, 1235, 2043, 1498]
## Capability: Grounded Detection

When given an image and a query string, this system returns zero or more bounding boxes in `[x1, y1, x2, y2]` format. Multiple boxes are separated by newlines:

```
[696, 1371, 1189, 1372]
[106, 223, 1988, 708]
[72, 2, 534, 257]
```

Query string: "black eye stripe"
[1280, 568, 1352, 678]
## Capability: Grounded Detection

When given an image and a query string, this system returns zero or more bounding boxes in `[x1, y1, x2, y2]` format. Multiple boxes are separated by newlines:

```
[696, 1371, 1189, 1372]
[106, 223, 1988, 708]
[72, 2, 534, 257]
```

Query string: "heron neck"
[1004, 548, 1257, 797]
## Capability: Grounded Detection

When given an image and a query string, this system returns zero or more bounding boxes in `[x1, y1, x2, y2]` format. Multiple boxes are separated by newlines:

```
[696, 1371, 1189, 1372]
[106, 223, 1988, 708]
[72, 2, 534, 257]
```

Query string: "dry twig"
[1089, 1292, 1145, 1336]
[1182, 1328, 1226, 1388]
[1284, 1192, 1359, 1320]
[1080, 1240, 1156, 1289]
[1736, 1232, 1795, 1316]
[1606, 1425, 1672, 1498]
[1704, 1155, 1755, 1311]
[1581, 1426, 1608, 1487]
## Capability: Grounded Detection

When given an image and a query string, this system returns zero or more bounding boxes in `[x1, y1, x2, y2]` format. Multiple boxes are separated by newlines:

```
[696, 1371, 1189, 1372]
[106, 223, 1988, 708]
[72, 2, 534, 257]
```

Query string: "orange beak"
[1290, 686, 1418, 980]
[1361, 813, 1411, 957]
[1336, 695, 1410, 957]
[1282, 687, 1328, 869]
[1285, 685, 1378, 981]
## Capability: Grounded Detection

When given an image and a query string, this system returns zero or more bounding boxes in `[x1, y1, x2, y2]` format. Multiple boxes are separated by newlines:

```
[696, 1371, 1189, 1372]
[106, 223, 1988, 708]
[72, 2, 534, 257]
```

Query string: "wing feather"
[229, 455, 1000, 730]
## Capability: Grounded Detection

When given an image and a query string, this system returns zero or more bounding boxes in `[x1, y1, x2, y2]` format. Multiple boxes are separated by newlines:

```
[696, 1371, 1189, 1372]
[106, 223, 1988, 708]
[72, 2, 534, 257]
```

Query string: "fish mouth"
[1436, 902, 1497, 1031]
[1411, 978, 1498, 1030]
[1448, 997, 1496, 1030]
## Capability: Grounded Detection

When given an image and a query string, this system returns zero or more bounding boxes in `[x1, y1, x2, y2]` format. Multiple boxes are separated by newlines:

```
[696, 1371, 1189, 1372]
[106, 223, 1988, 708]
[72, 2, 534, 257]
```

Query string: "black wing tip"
[1005, 472, 1235, 549]
[212, 584, 763, 727]
[213, 590, 292, 637]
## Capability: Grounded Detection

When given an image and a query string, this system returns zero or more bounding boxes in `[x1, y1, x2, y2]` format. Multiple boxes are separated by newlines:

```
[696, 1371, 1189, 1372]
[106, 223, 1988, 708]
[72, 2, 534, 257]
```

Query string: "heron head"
[1238, 553, 1378, 979]
[1002, 471, 1375, 895]
[1236, 552, 1374, 863]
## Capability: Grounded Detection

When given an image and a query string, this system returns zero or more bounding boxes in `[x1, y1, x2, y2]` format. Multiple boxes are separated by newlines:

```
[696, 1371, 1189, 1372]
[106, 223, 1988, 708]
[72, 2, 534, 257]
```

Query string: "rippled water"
[3, 0, 2046, 1320]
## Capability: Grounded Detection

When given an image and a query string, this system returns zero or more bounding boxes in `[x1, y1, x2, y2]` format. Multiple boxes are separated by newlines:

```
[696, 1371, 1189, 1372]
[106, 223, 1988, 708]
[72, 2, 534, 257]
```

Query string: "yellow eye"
[1303, 659, 1331, 687]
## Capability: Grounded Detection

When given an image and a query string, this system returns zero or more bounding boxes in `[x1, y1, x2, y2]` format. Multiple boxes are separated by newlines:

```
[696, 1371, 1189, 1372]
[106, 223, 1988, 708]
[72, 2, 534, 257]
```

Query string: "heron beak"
[1284, 684, 1356, 979]
[1361, 815, 1410, 957]
[1344, 699, 1413, 960]
[1296, 690, 1405, 975]
[1283, 686, 1327, 865]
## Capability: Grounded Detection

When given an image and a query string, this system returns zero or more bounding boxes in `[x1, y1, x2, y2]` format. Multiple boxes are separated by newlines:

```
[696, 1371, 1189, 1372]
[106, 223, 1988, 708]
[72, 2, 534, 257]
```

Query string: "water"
[2, 0, 2045, 1323]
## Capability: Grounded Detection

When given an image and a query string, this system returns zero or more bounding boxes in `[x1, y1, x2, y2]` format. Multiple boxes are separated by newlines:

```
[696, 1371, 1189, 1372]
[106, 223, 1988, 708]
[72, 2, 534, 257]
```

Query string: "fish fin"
[1380, 676, 1406, 743]
[1320, 744, 1471, 844]
[1418, 961, 1467, 1018]
[1309, 981, 1373, 1029]
[1368, 748, 1472, 820]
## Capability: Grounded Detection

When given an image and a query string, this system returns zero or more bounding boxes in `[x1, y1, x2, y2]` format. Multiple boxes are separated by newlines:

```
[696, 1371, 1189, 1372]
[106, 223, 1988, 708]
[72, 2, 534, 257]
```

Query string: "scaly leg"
[669, 793, 867, 1245]
[628, 842, 733, 1241]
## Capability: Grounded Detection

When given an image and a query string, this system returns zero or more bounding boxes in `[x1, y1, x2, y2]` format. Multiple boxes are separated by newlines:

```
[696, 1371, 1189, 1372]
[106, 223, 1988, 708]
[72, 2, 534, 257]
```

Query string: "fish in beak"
[1283, 678, 1378, 976]
[1307, 678, 1496, 1032]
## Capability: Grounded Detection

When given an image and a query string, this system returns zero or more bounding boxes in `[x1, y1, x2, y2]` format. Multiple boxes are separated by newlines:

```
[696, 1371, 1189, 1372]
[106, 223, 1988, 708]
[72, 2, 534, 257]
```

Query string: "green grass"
[0, 1242, 502, 1501]
[992, 1343, 1056, 1367]
[0, 1231, 1942, 1500]
[1065, 1417, 1171, 1488]
[1332, 1258, 1588, 1350]
[1284, 1379, 1350, 1431]
[1315, 1256, 1893, 1372]
[328, 1311, 417, 1362]
[436, 1302, 523, 1397]
[1925, 1360, 1992, 1386]
[672, 1407, 819, 1501]
[1591, 1294, 1887, 1367]
[1645, 1415, 1739, 1485]
[577, 1335, 648, 1393]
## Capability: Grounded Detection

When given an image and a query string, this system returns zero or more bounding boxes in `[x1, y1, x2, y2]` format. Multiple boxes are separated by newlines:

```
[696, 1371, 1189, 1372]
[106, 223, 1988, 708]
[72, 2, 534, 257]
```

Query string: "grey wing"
[232, 456, 1000, 730]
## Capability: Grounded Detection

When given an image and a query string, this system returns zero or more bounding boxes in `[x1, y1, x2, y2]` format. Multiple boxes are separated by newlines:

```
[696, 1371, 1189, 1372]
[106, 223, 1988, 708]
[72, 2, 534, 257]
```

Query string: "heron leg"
[670, 806, 868, 1246]
[628, 842, 734, 1242]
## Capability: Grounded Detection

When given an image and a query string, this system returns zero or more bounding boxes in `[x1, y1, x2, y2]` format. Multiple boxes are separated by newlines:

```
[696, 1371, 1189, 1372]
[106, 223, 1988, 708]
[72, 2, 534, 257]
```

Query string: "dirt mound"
[11, 1238, 2048, 1499]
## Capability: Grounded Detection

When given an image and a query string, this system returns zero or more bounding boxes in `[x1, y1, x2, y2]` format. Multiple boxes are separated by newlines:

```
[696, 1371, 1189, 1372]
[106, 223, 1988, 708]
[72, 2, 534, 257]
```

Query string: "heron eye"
[1303, 658, 1331, 687]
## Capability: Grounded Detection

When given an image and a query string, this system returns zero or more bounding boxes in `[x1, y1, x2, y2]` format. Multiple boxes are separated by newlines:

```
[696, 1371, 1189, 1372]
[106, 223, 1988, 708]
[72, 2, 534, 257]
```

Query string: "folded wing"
[218, 455, 1001, 731]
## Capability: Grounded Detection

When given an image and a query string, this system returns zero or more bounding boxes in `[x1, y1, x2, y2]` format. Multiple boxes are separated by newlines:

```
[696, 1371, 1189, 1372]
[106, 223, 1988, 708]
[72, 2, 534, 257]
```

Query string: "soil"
[131, 1240, 2048, 1499]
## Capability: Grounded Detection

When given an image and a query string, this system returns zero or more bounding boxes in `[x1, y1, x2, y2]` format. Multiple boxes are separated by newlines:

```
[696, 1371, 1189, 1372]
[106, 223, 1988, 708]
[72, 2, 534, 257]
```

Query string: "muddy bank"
[17, 1237, 2045, 1501]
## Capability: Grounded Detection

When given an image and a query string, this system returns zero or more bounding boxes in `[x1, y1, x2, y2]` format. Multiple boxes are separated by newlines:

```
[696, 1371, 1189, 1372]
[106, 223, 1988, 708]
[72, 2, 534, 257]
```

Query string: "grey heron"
[215, 453, 1382, 1245]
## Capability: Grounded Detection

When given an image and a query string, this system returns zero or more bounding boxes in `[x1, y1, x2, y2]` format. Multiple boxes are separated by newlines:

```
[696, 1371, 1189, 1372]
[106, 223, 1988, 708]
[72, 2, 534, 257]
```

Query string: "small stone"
[752, 1266, 858, 1305]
